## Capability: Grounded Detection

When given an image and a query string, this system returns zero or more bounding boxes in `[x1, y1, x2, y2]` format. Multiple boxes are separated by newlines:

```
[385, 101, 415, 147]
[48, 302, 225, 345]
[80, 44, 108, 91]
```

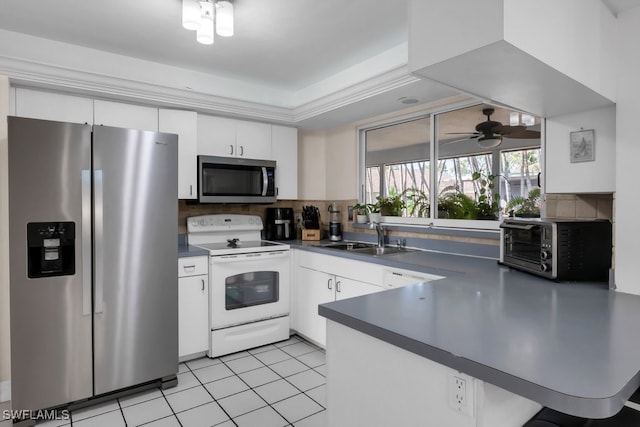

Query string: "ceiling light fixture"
[182, 0, 234, 45]
[477, 135, 503, 148]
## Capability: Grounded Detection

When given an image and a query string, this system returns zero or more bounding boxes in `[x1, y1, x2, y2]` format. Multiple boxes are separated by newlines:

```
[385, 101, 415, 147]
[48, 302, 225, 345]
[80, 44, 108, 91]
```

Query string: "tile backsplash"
[544, 193, 613, 220]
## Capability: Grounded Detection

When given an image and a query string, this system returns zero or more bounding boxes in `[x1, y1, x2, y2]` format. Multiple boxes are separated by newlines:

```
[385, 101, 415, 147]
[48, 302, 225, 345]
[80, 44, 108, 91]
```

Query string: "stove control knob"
[540, 250, 552, 260]
[541, 263, 551, 273]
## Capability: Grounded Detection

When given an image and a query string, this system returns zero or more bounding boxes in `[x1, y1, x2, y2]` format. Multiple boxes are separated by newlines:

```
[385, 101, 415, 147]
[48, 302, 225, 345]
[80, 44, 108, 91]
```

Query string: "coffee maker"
[265, 208, 295, 240]
[328, 203, 342, 241]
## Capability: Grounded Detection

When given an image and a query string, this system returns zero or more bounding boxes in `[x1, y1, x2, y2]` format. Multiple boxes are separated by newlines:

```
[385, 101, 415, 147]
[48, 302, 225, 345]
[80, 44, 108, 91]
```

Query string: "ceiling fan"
[446, 108, 541, 148]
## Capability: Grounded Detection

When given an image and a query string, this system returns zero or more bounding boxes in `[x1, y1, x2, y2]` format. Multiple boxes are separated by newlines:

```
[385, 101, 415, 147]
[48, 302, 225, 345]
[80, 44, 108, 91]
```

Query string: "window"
[361, 104, 541, 225]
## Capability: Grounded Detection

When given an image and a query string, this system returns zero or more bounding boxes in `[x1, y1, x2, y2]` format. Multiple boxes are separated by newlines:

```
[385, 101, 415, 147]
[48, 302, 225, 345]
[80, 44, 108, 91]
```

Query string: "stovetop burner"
[227, 238, 241, 248]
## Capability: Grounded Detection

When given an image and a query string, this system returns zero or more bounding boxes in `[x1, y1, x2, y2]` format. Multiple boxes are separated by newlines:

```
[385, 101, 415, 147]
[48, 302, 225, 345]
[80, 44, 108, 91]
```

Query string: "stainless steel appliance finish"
[8, 117, 178, 415]
[500, 217, 612, 281]
[328, 202, 342, 241]
[198, 155, 276, 204]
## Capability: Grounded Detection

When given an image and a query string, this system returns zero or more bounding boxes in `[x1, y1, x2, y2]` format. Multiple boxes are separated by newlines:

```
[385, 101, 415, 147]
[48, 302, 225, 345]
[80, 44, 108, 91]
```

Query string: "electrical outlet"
[449, 372, 473, 416]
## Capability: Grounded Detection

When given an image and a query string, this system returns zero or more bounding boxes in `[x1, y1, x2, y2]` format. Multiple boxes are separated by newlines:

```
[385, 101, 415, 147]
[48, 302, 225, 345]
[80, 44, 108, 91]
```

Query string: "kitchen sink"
[320, 241, 377, 251]
[320, 241, 415, 256]
[351, 246, 415, 256]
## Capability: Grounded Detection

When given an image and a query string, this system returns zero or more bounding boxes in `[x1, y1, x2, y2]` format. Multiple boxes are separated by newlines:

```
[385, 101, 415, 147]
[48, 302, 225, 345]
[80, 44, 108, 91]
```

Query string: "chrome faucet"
[375, 222, 385, 248]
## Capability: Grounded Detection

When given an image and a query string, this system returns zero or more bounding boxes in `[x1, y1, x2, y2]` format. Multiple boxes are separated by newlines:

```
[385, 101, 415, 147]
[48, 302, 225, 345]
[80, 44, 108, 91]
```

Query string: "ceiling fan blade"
[503, 129, 541, 139]
[492, 125, 526, 134]
[445, 132, 480, 135]
[440, 136, 479, 146]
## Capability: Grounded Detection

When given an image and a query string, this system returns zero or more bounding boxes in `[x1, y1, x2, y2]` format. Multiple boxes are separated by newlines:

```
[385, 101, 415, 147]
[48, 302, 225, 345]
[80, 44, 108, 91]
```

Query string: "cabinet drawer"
[178, 256, 208, 277]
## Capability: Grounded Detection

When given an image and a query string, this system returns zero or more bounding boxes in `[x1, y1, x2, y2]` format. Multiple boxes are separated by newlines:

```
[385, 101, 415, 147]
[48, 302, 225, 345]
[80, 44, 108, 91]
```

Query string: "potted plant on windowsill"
[505, 187, 541, 218]
[403, 188, 430, 218]
[376, 194, 406, 216]
[353, 203, 370, 223]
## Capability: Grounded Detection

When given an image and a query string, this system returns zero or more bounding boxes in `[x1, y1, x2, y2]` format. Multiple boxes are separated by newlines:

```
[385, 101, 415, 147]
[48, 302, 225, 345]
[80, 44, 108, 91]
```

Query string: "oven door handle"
[210, 251, 290, 263]
[499, 223, 536, 231]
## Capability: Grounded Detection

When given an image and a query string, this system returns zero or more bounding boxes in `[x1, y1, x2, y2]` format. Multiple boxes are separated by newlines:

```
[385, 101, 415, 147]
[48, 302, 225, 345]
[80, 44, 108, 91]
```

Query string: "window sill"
[352, 217, 501, 240]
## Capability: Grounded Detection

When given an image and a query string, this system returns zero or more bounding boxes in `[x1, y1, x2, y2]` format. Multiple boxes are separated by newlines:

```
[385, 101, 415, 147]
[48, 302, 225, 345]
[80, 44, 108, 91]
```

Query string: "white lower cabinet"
[293, 250, 447, 347]
[294, 251, 385, 346]
[178, 256, 209, 361]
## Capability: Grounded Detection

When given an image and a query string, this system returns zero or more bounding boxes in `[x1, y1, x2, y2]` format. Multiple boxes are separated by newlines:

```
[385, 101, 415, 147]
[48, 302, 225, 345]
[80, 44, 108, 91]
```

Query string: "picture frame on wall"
[570, 129, 595, 163]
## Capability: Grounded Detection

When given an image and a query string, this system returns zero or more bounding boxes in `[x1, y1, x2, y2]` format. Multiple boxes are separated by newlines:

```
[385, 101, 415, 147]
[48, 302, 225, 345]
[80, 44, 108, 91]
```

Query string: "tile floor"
[0, 335, 326, 427]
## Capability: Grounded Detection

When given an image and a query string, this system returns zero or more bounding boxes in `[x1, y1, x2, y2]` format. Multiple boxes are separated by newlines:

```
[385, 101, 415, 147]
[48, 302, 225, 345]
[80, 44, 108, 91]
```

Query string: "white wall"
[326, 125, 358, 200]
[545, 105, 616, 194]
[504, 0, 617, 101]
[0, 75, 10, 399]
[298, 130, 328, 200]
[614, 7, 640, 295]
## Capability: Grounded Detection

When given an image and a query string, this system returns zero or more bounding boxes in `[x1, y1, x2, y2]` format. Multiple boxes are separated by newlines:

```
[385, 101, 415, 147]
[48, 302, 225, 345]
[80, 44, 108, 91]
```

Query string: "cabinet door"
[159, 109, 198, 199]
[15, 88, 94, 124]
[335, 276, 384, 301]
[178, 275, 209, 359]
[271, 125, 298, 200]
[295, 266, 334, 346]
[94, 99, 158, 131]
[197, 114, 236, 157]
[236, 120, 271, 159]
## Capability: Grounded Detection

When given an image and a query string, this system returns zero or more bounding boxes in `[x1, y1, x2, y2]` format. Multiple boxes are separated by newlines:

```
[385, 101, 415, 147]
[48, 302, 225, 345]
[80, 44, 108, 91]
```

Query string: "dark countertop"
[294, 240, 640, 419]
[178, 241, 209, 258]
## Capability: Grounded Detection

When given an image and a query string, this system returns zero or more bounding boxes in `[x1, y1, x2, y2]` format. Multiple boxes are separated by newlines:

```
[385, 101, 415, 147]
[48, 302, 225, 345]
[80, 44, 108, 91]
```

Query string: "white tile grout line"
[186, 335, 327, 425]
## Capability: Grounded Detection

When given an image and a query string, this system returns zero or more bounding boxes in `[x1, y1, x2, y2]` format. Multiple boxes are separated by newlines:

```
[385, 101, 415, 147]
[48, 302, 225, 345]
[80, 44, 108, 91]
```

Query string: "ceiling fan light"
[182, 0, 201, 30]
[216, 1, 234, 37]
[509, 112, 520, 126]
[477, 136, 502, 148]
[197, 1, 215, 44]
[521, 114, 535, 126]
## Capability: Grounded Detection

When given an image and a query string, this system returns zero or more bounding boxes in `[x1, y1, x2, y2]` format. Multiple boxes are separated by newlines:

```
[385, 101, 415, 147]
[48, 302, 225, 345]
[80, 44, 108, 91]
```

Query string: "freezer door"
[92, 125, 178, 395]
[8, 117, 93, 411]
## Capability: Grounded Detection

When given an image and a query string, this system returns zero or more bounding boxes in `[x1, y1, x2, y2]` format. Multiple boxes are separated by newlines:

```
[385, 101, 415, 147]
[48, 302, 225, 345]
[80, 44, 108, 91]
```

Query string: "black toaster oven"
[500, 218, 612, 281]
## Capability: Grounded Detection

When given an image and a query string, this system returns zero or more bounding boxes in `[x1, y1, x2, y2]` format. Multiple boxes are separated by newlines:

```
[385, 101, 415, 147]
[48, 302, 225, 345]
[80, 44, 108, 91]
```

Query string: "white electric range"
[187, 214, 291, 358]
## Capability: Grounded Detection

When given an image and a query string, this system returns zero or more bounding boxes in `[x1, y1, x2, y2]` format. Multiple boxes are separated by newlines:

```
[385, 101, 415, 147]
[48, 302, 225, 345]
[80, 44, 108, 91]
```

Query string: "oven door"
[500, 221, 557, 278]
[209, 250, 290, 329]
[501, 221, 545, 269]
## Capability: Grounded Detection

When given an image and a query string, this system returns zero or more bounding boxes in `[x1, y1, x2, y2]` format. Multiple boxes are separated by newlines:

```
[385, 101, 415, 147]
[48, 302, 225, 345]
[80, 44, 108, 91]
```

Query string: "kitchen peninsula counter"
[290, 242, 640, 423]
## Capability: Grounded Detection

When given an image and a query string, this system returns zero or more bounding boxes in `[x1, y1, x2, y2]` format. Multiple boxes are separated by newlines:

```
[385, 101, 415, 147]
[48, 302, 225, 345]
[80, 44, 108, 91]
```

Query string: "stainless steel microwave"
[198, 156, 276, 203]
[499, 218, 612, 281]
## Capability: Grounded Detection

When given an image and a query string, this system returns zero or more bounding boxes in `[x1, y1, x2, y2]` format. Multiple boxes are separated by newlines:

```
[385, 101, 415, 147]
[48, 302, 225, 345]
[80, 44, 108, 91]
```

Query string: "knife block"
[302, 229, 321, 241]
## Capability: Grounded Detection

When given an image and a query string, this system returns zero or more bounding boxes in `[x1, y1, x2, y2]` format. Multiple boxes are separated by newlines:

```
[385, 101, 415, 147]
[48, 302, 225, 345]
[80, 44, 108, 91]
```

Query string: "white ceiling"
[1, 0, 639, 130]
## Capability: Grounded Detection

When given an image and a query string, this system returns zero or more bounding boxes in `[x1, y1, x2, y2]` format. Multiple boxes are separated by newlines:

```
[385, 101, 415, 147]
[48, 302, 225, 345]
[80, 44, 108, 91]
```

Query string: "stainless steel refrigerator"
[8, 116, 178, 416]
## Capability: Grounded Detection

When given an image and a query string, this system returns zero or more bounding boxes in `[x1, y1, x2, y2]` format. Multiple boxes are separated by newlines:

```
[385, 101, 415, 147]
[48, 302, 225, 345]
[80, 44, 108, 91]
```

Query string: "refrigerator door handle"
[94, 170, 104, 314]
[82, 170, 92, 316]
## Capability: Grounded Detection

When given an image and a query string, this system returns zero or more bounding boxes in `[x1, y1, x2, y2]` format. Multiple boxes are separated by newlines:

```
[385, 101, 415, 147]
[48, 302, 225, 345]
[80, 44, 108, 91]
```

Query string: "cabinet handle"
[327, 278, 333, 290]
[336, 280, 342, 293]
[183, 265, 196, 273]
[201, 278, 205, 291]
[239, 145, 244, 156]
[537, 172, 541, 188]
[229, 144, 234, 155]
[189, 184, 193, 196]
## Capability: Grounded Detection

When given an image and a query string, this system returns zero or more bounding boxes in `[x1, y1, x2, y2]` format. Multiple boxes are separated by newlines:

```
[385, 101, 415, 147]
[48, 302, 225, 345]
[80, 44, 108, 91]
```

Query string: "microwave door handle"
[499, 223, 536, 231]
[262, 167, 268, 196]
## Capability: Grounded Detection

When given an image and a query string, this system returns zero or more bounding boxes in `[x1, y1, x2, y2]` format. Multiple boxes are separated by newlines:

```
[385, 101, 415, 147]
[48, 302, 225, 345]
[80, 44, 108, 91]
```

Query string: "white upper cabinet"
[197, 114, 272, 159]
[15, 88, 94, 124]
[94, 99, 158, 131]
[544, 105, 615, 194]
[409, 0, 615, 117]
[271, 125, 298, 200]
[159, 109, 198, 199]
[236, 121, 272, 159]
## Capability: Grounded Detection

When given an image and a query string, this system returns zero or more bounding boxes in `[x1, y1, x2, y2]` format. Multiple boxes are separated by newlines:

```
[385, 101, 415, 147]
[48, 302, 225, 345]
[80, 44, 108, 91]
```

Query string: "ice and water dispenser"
[27, 221, 75, 278]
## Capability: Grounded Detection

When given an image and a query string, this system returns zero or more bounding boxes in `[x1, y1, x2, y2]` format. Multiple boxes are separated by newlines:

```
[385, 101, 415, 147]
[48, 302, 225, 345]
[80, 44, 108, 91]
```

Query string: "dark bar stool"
[524, 403, 640, 427]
